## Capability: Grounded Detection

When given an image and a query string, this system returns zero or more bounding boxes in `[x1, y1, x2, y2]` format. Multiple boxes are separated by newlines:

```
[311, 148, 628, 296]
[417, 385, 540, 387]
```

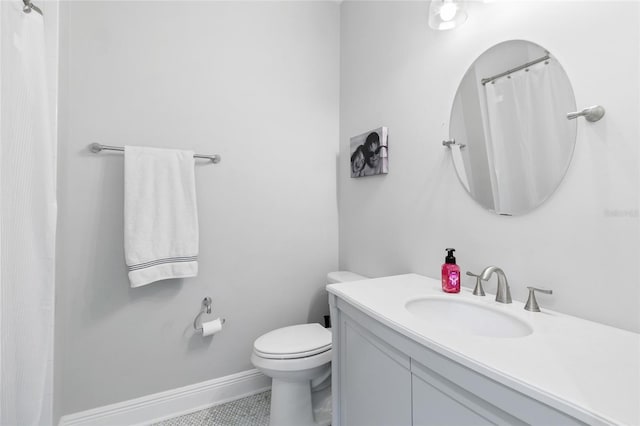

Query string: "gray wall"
[55, 1, 339, 418]
[55, 0, 640, 418]
[339, 1, 639, 332]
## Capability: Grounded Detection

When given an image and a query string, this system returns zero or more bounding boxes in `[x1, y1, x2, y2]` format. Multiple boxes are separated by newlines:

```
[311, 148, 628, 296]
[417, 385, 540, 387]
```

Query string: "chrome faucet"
[480, 266, 512, 304]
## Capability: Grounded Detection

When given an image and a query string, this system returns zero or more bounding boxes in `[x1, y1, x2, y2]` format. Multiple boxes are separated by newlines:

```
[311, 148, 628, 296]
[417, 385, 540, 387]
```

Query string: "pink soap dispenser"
[442, 248, 460, 293]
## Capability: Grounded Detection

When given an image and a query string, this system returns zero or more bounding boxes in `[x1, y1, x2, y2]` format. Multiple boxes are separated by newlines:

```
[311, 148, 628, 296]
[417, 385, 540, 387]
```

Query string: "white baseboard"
[58, 369, 271, 426]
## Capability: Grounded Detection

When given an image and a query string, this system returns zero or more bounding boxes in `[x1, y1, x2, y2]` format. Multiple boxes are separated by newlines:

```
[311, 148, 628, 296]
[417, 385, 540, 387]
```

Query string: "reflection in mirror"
[450, 40, 577, 216]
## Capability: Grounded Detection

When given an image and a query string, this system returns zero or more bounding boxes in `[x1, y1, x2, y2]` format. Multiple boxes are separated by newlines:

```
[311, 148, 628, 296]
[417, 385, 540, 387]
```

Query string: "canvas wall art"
[350, 127, 388, 178]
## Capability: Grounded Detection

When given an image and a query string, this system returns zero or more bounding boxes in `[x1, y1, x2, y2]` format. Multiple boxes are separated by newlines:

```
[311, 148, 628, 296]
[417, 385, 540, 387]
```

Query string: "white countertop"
[327, 274, 640, 425]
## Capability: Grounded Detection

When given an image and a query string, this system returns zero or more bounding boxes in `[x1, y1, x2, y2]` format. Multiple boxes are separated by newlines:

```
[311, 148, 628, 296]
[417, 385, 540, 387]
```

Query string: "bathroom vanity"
[327, 274, 639, 426]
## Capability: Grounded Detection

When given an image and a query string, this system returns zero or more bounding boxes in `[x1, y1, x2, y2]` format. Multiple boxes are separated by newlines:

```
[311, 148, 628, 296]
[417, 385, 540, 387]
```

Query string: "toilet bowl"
[251, 271, 367, 426]
[251, 323, 332, 426]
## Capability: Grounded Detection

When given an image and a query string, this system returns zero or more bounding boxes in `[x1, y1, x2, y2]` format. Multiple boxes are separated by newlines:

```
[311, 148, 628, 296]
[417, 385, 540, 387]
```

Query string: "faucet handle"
[466, 271, 485, 296]
[524, 286, 553, 312]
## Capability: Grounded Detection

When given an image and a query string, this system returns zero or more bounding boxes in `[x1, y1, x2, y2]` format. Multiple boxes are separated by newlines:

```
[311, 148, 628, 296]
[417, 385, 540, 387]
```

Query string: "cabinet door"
[411, 360, 525, 426]
[412, 372, 495, 426]
[341, 319, 411, 426]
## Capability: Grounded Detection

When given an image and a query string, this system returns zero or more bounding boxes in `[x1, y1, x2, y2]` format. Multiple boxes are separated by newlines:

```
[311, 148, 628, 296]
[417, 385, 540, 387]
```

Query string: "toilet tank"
[327, 271, 367, 284]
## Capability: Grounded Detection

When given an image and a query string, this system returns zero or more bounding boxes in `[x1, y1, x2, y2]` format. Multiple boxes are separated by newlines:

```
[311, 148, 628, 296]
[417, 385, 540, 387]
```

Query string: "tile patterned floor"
[154, 391, 271, 426]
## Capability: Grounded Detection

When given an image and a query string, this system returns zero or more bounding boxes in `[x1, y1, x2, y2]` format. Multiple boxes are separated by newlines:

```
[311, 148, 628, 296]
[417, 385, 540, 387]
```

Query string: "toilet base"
[311, 383, 331, 426]
[268, 378, 331, 426]
[270, 378, 314, 426]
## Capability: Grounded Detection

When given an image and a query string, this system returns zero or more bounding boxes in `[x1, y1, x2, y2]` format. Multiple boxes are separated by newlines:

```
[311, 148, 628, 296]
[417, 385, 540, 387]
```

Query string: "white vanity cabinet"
[329, 293, 587, 426]
[338, 317, 412, 426]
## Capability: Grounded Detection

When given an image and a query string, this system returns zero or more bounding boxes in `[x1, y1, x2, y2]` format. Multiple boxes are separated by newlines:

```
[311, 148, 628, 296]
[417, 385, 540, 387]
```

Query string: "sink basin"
[405, 296, 533, 338]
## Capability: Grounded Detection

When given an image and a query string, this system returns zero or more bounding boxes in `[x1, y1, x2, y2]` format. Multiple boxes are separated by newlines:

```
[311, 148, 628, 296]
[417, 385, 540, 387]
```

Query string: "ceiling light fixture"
[428, 0, 468, 31]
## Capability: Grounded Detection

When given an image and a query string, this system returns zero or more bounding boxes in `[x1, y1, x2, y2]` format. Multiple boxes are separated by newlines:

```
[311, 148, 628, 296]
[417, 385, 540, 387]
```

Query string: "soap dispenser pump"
[442, 248, 460, 293]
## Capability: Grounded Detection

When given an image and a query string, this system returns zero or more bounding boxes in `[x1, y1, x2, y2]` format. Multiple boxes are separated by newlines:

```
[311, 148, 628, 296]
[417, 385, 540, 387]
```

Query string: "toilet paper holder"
[193, 297, 226, 332]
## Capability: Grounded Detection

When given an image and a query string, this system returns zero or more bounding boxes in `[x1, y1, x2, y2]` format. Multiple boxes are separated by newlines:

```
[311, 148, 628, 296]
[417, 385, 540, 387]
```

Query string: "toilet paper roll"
[201, 318, 223, 337]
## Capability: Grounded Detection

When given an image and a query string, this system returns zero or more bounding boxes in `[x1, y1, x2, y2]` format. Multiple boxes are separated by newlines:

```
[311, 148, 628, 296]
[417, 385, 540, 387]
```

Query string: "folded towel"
[124, 146, 199, 287]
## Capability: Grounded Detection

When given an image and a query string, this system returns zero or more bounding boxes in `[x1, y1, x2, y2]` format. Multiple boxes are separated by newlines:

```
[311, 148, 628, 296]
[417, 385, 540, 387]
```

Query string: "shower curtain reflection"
[483, 59, 574, 215]
[0, 3, 56, 425]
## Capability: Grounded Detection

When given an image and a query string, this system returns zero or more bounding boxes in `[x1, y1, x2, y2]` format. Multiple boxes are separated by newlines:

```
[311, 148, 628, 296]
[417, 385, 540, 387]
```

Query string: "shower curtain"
[0, 2, 57, 425]
[483, 58, 574, 215]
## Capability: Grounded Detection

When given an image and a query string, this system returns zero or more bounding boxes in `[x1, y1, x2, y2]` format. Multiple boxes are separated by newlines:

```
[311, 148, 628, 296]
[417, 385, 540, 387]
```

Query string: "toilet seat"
[253, 323, 331, 360]
[251, 346, 332, 373]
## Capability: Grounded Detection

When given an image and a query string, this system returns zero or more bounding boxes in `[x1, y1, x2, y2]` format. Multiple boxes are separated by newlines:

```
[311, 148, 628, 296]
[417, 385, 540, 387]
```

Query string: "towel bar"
[90, 143, 221, 163]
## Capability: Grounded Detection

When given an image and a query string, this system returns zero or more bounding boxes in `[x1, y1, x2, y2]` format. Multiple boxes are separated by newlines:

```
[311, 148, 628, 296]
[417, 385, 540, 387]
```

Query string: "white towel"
[124, 146, 199, 287]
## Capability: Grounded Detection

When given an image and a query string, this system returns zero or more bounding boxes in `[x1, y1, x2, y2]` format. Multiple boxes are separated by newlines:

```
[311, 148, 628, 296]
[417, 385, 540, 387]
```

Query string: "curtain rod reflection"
[23, 0, 43, 15]
[481, 54, 550, 86]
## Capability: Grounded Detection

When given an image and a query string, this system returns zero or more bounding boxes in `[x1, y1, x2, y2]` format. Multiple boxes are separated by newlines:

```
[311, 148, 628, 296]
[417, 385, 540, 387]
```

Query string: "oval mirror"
[449, 40, 577, 216]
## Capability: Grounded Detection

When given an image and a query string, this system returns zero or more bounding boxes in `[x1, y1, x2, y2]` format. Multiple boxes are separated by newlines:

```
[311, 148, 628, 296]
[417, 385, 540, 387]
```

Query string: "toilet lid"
[254, 323, 332, 360]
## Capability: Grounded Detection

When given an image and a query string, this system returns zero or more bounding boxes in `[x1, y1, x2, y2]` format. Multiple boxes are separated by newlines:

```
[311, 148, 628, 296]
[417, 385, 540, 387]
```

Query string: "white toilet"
[251, 271, 366, 426]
